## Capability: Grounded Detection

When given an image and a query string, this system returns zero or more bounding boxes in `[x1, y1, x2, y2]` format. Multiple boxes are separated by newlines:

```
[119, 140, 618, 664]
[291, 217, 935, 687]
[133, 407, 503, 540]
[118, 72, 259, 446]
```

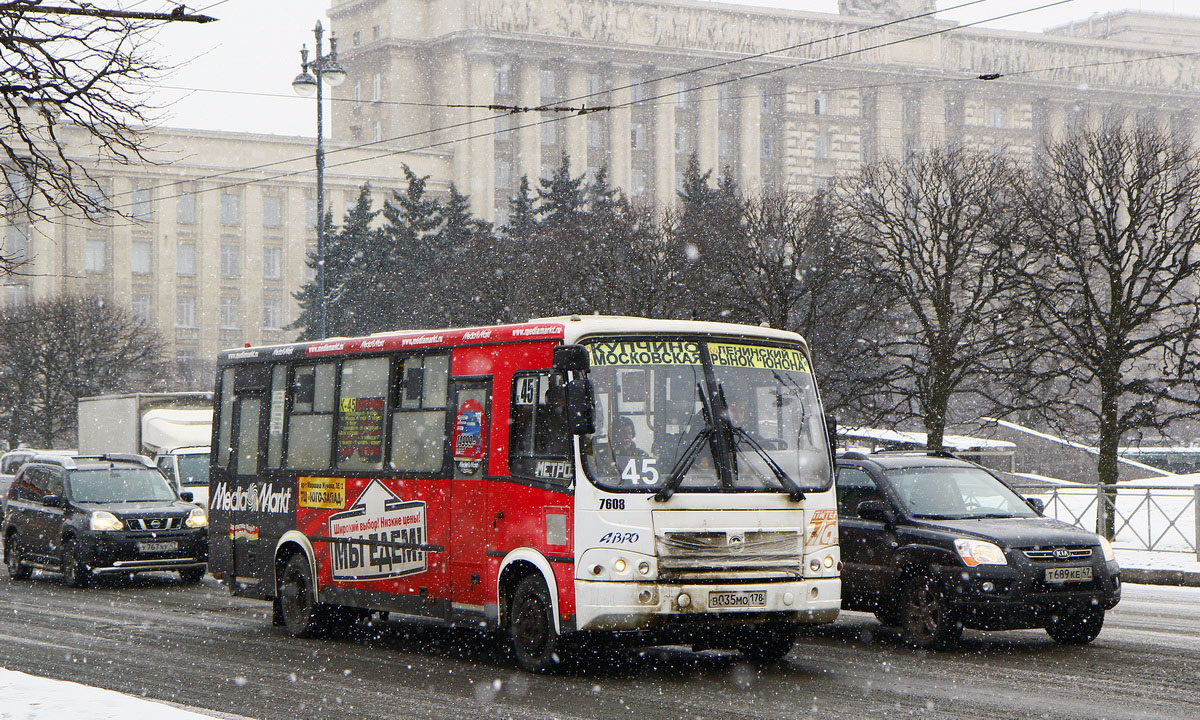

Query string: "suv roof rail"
[29, 453, 155, 470]
[839, 451, 869, 460]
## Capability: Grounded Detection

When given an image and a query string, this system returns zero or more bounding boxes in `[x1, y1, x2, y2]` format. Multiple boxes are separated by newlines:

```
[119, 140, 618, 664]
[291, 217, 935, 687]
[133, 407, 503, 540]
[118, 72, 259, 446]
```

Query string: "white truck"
[77, 393, 213, 506]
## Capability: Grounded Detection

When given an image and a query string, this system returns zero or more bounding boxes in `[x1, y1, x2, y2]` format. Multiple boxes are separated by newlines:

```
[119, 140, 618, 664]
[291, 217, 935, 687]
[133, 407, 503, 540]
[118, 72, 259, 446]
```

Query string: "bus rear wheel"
[508, 575, 563, 673]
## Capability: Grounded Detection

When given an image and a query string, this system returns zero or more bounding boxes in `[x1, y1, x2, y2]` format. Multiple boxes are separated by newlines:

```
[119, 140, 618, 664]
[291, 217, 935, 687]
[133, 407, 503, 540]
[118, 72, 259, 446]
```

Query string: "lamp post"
[292, 20, 347, 339]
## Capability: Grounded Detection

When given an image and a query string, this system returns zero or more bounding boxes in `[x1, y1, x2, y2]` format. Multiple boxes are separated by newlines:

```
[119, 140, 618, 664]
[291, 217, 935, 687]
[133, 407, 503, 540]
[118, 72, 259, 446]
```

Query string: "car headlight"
[185, 506, 208, 528]
[1097, 535, 1115, 563]
[90, 511, 123, 532]
[954, 538, 1007, 567]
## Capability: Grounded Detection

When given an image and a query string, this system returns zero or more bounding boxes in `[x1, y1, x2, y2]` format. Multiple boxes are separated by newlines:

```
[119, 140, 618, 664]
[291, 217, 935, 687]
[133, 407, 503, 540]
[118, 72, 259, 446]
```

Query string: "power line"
[75, 0, 1081, 220]
[56, 0, 1001, 210]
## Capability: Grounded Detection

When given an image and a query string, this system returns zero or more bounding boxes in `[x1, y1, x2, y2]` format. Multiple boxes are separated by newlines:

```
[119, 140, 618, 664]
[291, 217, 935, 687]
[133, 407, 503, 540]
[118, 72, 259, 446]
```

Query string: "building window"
[495, 158, 512, 190]
[813, 92, 828, 116]
[631, 122, 646, 151]
[675, 125, 690, 155]
[176, 241, 196, 276]
[541, 121, 557, 147]
[131, 240, 152, 275]
[815, 134, 830, 159]
[373, 121, 382, 142]
[177, 193, 196, 224]
[219, 193, 240, 225]
[263, 297, 282, 330]
[131, 294, 152, 323]
[372, 25, 380, 40]
[495, 61, 512, 96]
[352, 30, 360, 46]
[132, 187, 152, 221]
[263, 195, 283, 228]
[631, 168, 647, 196]
[372, 73, 381, 101]
[540, 69, 557, 100]
[632, 78, 648, 103]
[675, 78, 690, 108]
[219, 295, 240, 329]
[85, 239, 106, 273]
[718, 84, 733, 113]
[989, 106, 1005, 129]
[220, 244, 240, 278]
[176, 295, 196, 328]
[263, 246, 282, 280]
[588, 117, 604, 149]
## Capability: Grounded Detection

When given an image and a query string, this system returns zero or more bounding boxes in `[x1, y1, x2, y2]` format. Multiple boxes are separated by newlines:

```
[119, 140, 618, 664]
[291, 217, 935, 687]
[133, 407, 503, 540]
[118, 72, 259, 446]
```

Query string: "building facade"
[328, 0, 1200, 221]
[2, 125, 446, 383]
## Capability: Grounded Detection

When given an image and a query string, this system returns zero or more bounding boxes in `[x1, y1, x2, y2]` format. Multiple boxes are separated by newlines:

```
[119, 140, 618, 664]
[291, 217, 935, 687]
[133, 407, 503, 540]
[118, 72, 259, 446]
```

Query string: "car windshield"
[68, 467, 177, 503]
[581, 338, 831, 494]
[884, 466, 1037, 519]
[176, 453, 210, 487]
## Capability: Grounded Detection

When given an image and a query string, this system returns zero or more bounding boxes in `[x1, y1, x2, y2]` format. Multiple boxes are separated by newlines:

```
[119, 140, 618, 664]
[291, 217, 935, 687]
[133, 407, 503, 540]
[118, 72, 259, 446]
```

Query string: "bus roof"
[218, 315, 809, 364]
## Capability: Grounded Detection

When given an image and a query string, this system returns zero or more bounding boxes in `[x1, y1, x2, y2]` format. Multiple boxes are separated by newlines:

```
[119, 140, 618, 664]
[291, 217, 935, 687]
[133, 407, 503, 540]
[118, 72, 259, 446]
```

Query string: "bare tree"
[1, 2, 185, 234]
[839, 146, 1031, 449]
[0, 295, 166, 447]
[1017, 120, 1200, 495]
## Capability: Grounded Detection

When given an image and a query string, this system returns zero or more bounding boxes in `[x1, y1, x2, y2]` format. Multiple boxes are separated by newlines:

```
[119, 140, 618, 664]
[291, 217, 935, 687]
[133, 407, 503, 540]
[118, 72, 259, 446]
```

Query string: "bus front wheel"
[508, 575, 564, 673]
[278, 554, 326, 638]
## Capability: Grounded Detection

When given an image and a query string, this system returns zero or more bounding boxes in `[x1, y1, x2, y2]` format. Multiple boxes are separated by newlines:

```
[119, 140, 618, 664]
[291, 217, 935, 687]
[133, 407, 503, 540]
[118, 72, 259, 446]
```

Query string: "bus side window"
[216, 368, 235, 468]
[336, 357, 389, 471]
[510, 371, 572, 485]
[286, 362, 337, 469]
[391, 354, 449, 473]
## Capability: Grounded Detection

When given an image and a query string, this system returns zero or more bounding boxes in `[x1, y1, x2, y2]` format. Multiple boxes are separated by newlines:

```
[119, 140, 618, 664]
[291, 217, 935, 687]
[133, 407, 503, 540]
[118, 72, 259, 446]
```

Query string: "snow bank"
[0, 669, 236, 720]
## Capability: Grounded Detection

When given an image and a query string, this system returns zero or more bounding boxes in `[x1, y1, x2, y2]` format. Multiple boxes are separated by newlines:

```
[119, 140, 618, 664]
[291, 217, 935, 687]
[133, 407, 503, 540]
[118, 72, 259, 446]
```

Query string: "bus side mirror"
[824, 413, 837, 453]
[553, 344, 590, 373]
[565, 376, 595, 435]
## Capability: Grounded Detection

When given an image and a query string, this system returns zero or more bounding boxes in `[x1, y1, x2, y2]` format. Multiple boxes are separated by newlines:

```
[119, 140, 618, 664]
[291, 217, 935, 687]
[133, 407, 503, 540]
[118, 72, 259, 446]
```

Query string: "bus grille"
[656, 530, 802, 581]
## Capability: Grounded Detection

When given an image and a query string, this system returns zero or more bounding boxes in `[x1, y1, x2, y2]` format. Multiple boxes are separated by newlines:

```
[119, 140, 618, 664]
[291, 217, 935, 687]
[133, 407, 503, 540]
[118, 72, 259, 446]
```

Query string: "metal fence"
[1012, 483, 1200, 561]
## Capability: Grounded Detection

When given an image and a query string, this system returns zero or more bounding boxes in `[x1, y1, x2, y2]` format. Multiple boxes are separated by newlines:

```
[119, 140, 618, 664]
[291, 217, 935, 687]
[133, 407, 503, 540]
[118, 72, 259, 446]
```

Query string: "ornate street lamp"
[292, 20, 346, 339]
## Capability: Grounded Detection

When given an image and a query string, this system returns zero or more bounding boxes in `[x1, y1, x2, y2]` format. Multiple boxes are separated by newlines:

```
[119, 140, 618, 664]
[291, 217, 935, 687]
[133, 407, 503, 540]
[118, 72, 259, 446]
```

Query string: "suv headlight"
[1097, 535, 1116, 562]
[185, 506, 208, 528]
[90, 511, 123, 532]
[954, 538, 1007, 567]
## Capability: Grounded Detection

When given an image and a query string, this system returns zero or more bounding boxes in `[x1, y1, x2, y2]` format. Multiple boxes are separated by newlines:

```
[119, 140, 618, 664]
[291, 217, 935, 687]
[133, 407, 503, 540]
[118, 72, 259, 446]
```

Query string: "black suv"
[2, 454, 208, 586]
[836, 452, 1120, 648]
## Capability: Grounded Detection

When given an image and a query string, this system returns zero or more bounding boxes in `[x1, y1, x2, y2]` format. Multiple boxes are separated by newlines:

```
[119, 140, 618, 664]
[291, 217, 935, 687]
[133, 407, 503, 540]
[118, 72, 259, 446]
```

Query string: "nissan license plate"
[1045, 566, 1092, 583]
[137, 541, 178, 553]
[708, 590, 766, 609]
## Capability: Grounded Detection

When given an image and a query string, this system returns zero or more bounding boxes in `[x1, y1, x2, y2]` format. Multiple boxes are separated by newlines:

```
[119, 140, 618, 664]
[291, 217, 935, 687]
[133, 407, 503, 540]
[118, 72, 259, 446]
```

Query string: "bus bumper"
[574, 578, 840, 632]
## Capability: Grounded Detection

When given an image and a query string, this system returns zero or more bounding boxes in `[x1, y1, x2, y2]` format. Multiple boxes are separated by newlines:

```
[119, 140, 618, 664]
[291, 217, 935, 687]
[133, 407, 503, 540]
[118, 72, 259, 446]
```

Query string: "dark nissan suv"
[836, 452, 1121, 648]
[2, 454, 208, 586]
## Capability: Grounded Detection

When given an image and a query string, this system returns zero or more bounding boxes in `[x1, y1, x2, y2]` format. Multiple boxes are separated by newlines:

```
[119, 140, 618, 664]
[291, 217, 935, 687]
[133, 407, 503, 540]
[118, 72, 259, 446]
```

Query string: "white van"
[155, 446, 211, 508]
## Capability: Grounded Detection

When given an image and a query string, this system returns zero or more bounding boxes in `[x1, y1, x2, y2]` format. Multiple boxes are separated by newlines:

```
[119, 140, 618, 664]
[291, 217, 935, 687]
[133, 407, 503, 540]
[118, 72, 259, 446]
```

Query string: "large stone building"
[4, 0, 1200, 383]
[2, 124, 446, 382]
[328, 0, 1200, 221]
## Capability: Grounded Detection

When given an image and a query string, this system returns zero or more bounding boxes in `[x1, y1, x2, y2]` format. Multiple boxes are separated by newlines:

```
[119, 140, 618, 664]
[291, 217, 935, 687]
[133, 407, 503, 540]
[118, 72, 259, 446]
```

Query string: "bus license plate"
[137, 541, 178, 553]
[1045, 566, 1092, 583]
[708, 591, 766, 609]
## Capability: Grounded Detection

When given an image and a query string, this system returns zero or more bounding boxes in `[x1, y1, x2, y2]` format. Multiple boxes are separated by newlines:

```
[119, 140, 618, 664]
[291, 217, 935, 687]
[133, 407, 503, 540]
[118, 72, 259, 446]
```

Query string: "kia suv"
[836, 452, 1120, 648]
[3, 454, 208, 586]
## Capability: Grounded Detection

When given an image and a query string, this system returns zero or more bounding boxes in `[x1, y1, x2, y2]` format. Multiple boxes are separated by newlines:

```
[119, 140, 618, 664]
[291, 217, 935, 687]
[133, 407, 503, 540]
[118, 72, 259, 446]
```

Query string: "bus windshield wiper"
[730, 426, 806, 502]
[654, 383, 716, 502]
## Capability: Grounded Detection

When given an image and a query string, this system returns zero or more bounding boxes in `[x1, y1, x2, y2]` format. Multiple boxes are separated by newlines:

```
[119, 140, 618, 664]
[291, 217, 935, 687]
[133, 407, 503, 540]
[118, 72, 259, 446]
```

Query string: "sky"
[142, 0, 1198, 137]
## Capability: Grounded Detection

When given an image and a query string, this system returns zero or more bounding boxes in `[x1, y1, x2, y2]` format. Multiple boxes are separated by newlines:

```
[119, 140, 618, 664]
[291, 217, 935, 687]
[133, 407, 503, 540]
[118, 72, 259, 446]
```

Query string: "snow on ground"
[1115, 548, 1200, 573]
[0, 668, 238, 720]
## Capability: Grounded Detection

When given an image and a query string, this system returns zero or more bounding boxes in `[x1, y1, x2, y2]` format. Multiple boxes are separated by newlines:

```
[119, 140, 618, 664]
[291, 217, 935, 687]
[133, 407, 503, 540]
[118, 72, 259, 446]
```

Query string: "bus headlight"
[90, 511, 123, 532]
[1097, 535, 1116, 562]
[954, 539, 1007, 567]
[185, 507, 208, 528]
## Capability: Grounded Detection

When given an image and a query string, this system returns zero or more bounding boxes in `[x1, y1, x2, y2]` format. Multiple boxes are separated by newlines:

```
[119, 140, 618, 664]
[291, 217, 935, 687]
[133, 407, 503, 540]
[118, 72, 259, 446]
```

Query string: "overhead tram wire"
[37, 0, 1087, 221]
[158, 0, 1080, 211]
[50, 0, 1004, 211]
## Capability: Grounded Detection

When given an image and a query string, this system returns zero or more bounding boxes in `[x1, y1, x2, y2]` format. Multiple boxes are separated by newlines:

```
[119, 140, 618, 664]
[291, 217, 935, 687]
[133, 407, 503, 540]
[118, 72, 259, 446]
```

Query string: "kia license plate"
[1045, 566, 1092, 583]
[708, 590, 766, 609]
[137, 541, 178, 553]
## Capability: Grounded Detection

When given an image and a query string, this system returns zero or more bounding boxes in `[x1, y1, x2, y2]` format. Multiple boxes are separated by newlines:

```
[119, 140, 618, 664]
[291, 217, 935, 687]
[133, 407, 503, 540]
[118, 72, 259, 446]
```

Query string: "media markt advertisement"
[329, 479, 427, 582]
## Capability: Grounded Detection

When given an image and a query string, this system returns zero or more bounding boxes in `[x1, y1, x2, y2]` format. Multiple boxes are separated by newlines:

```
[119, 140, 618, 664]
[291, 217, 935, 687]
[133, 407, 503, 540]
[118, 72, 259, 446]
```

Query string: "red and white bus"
[208, 316, 840, 671]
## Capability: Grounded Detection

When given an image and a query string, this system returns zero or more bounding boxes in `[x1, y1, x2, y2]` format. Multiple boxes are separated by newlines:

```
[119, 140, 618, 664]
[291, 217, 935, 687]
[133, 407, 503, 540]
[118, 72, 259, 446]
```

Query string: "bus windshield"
[581, 338, 831, 494]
